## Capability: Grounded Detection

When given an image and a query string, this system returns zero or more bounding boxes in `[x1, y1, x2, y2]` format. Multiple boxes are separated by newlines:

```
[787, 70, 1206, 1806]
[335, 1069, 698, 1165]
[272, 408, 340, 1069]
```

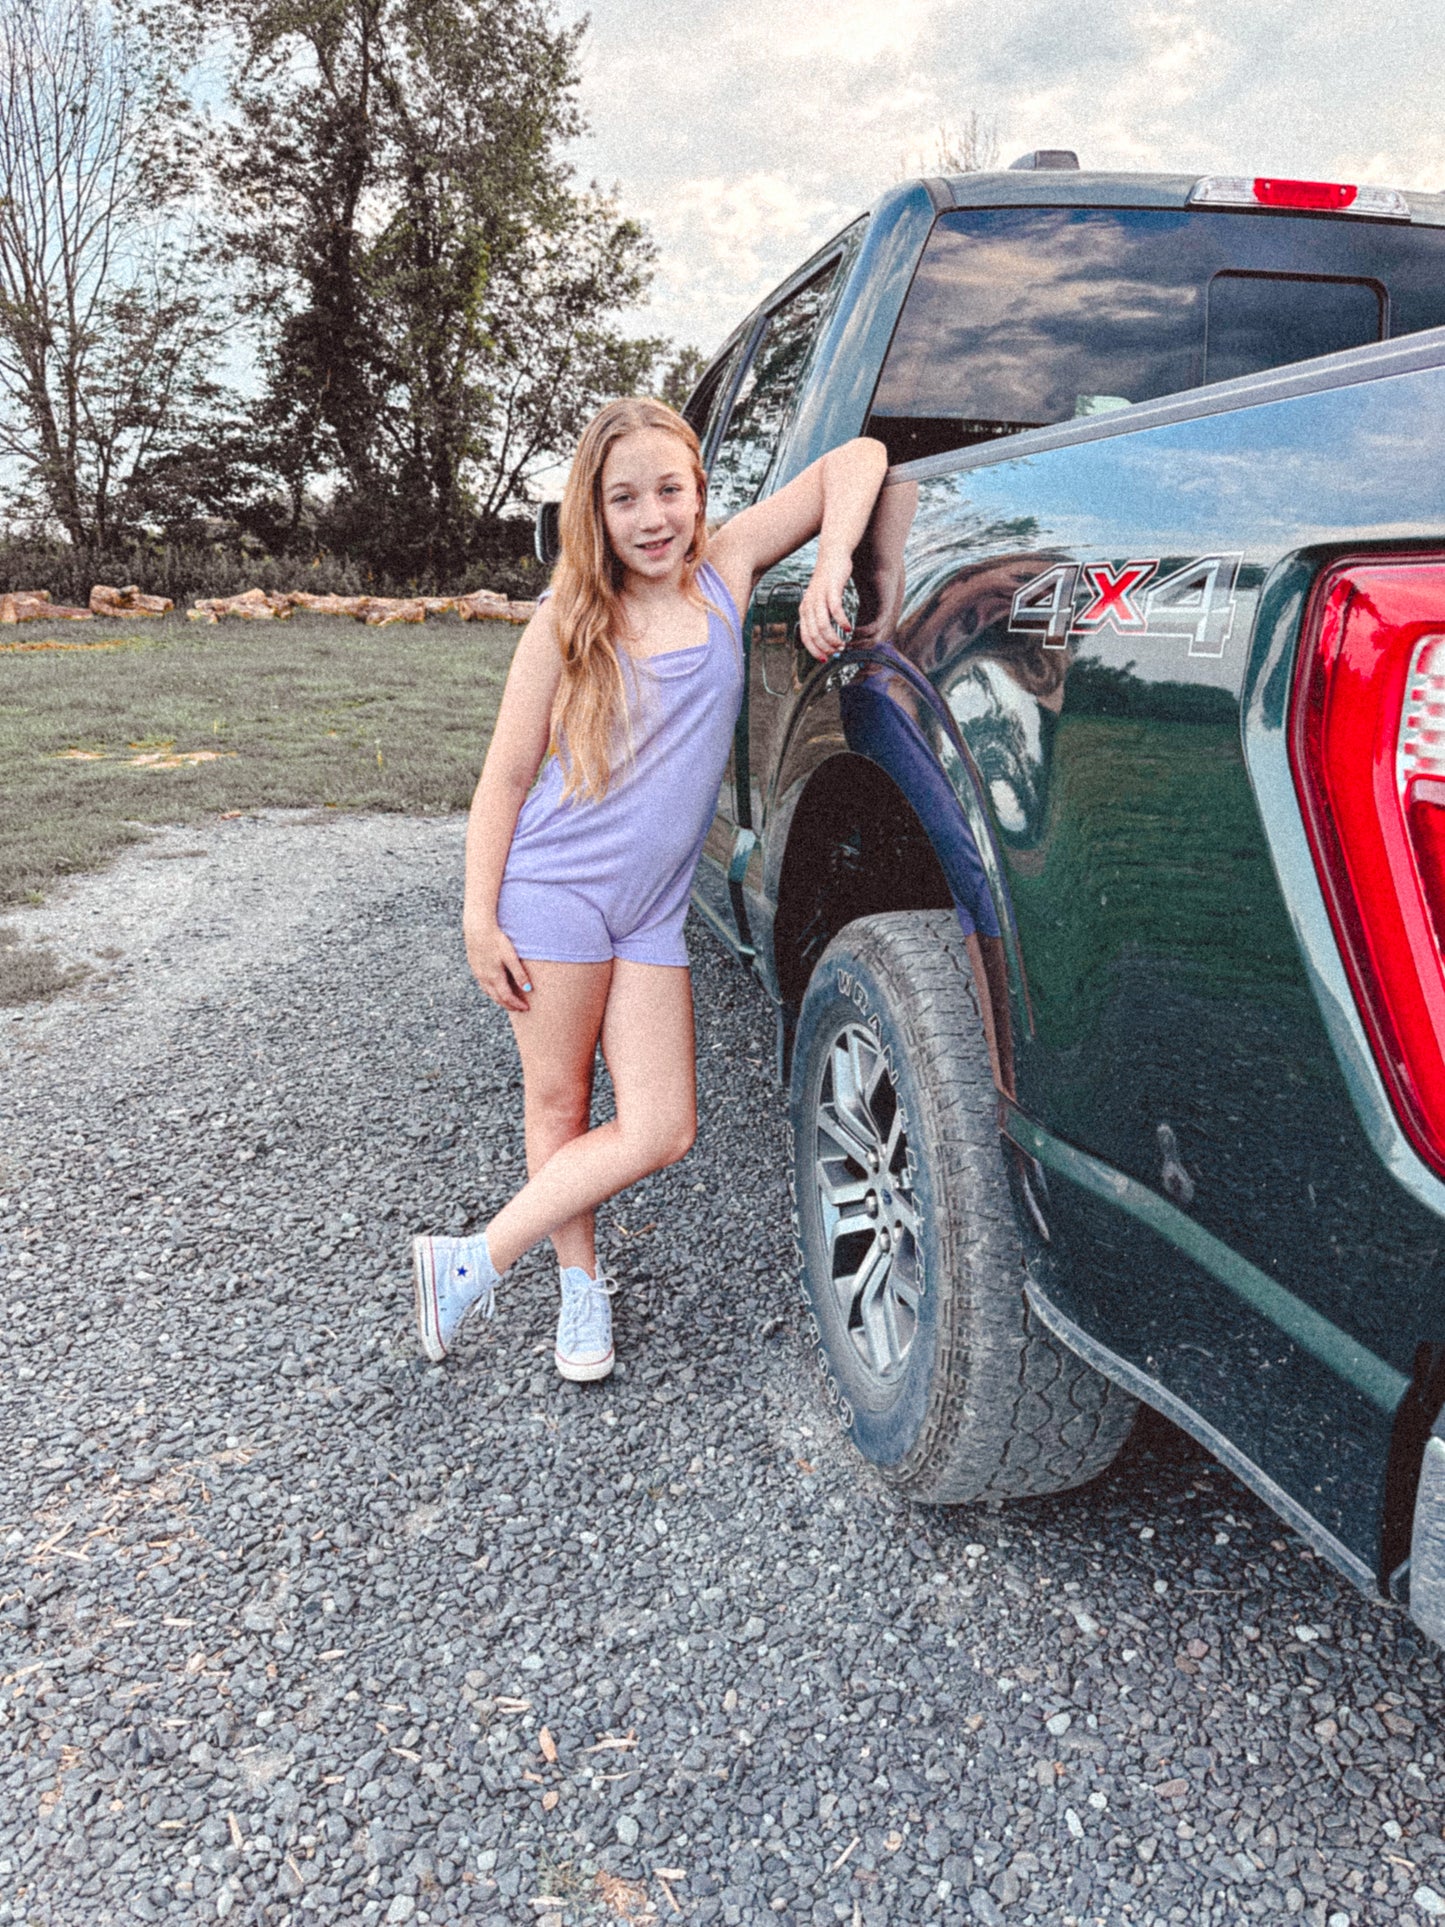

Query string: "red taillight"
[1292, 559, 1445, 1173]
[1253, 177, 1357, 211]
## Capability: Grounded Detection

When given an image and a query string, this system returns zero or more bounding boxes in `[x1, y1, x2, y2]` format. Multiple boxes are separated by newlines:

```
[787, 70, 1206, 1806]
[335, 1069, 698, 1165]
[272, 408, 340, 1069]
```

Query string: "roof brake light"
[1257, 177, 1357, 210]
[1190, 175, 1411, 220]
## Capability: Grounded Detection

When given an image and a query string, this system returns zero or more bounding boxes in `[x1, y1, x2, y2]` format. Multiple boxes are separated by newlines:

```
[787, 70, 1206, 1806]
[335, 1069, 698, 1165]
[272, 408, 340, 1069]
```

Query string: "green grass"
[0, 609, 518, 910]
[0, 921, 87, 1005]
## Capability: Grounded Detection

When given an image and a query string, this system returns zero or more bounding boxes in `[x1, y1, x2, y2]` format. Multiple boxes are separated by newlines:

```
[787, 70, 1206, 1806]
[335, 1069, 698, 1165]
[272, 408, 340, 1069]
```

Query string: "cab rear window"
[867, 205, 1445, 465]
[1205, 271, 1383, 384]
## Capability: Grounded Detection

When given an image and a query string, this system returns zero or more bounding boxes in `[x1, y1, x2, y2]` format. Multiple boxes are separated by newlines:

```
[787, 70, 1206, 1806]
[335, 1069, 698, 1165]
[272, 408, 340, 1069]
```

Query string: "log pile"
[0, 582, 537, 627]
[190, 586, 535, 624]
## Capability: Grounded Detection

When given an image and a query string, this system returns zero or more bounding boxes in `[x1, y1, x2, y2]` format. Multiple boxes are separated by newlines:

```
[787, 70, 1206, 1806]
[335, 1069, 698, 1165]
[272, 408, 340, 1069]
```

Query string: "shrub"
[0, 517, 544, 606]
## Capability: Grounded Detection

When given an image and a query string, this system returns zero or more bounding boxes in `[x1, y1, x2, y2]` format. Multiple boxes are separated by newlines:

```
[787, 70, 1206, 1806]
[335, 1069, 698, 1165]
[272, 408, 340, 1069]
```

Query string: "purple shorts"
[497, 877, 690, 968]
[496, 561, 743, 972]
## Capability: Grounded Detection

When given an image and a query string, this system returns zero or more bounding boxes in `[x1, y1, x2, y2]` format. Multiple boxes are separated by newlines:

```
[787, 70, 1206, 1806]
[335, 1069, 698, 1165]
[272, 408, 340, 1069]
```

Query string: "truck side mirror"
[535, 501, 560, 567]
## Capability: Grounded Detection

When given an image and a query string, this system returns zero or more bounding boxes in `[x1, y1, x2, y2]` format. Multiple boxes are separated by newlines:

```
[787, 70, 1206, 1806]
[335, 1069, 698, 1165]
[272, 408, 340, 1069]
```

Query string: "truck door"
[696, 252, 856, 958]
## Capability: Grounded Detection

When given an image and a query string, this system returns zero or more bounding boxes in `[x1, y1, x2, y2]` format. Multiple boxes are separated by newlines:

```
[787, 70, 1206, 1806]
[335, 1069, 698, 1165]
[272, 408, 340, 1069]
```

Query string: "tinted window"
[1205, 272, 1382, 384]
[685, 334, 750, 460]
[709, 262, 840, 521]
[868, 206, 1445, 464]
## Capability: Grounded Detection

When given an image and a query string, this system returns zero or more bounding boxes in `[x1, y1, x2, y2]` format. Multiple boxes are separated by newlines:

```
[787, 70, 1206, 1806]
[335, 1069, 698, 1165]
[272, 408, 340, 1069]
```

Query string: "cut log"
[0, 591, 68, 622]
[354, 596, 426, 626]
[284, 592, 371, 616]
[90, 583, 174, 617]
[24, 595, 91, 620]
[188, 588, 293, 621]
[455, 589, 511, 622]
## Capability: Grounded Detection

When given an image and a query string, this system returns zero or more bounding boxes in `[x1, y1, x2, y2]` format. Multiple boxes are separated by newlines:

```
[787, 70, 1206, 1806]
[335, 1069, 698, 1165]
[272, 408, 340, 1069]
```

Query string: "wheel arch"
[767, 746, 1016, 1094]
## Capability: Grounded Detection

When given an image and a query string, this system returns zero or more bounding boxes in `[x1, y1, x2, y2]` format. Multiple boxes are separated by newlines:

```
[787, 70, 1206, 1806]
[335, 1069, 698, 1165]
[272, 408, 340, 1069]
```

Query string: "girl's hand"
[850, 479, 916, 646]
[798, 550, 854, 661]
[465, 917, 532, 1012]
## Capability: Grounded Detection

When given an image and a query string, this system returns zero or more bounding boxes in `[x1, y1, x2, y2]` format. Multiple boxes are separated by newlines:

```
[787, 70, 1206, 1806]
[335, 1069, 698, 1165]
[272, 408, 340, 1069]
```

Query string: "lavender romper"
[497, 562, 744, 966]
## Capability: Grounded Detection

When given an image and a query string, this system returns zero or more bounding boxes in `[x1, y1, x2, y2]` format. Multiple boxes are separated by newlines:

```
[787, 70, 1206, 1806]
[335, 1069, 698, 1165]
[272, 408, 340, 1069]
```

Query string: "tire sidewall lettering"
[833, 963, 902, 1096]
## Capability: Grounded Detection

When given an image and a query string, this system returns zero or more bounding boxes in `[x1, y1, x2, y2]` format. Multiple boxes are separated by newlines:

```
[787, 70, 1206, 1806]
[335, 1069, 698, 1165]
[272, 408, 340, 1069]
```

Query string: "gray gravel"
[2, 809, 1445, 1927]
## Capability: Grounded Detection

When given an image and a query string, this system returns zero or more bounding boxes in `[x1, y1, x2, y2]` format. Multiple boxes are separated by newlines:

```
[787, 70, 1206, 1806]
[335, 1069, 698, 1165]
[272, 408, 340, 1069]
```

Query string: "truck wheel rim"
[813, 1021, 922, 1383]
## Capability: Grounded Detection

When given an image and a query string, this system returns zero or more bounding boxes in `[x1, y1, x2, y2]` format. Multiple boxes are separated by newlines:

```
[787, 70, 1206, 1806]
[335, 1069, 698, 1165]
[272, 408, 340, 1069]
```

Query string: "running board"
[691, 852, 755, 964]
[1025, 1282, 1380, 1599]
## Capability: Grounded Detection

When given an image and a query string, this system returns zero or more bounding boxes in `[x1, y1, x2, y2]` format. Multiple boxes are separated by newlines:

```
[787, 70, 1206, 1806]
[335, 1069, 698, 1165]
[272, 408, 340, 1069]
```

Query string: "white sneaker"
[413, 1233, 497, 1362]
[555, 1266, 616, 1382]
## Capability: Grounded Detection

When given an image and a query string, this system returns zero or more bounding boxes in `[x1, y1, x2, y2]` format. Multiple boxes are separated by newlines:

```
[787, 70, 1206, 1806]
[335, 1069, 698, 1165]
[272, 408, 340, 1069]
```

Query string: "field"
[0, 610, 517, 1000]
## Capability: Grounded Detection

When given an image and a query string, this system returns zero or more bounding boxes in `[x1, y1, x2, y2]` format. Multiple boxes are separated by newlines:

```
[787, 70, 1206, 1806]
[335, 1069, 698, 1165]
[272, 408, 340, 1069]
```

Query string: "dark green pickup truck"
[681, 158, 1445, 1641]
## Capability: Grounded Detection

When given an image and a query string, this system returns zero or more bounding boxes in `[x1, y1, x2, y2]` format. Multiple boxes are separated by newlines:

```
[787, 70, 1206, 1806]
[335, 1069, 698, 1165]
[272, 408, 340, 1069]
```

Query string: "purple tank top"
[503, 562, 744, 938]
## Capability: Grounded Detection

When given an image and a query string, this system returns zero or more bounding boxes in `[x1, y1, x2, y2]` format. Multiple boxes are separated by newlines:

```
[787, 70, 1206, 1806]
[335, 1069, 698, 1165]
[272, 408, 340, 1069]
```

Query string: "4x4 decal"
[1009, 553, 1243, 658]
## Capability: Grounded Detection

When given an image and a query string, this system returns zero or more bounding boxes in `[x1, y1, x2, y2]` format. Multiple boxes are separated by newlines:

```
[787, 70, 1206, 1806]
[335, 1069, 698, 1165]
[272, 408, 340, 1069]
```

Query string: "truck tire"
[790, 909, 1136, 1503]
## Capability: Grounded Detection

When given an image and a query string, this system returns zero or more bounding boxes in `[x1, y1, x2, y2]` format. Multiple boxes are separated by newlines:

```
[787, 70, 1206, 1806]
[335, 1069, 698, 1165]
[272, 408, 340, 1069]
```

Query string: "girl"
[414, 396, 888, 1381]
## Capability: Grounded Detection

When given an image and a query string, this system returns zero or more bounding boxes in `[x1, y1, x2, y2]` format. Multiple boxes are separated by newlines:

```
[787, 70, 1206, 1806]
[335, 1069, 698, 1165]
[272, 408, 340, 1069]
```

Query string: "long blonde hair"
[548, 396, 709, 801]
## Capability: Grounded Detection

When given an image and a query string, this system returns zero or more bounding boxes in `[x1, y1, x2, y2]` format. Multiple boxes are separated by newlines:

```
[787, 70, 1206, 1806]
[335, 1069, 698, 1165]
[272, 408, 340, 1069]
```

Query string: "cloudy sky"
[554, 0, 1445, 361]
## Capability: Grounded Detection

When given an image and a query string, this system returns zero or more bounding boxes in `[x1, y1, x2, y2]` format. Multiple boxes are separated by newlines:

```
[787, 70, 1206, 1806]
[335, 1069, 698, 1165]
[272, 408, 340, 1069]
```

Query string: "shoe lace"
[563, 1270, 616, 1347]
[450, 1248, 496, 1322]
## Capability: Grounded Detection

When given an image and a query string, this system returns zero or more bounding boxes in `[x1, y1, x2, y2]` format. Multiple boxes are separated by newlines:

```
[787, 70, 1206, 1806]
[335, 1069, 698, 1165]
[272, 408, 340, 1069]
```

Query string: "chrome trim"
[533, 500, 559, 567]
[1411, 1435, 1445, 1646]
[1005, 1104, 1409, 1416]
[690, 876, 748, 960]
[725, 827, 758, 961]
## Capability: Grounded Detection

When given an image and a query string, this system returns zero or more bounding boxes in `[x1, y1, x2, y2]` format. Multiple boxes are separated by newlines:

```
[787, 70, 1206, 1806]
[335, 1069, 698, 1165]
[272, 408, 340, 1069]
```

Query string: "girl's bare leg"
[484, 961, 696, 1273]
[507, 958, 613, 1272]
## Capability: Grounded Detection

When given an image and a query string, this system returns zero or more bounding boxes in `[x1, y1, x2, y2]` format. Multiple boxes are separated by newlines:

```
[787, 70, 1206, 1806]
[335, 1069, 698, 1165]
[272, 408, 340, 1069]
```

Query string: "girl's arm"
[463, 601, 563, 1012]
[707, 435, 889, 659]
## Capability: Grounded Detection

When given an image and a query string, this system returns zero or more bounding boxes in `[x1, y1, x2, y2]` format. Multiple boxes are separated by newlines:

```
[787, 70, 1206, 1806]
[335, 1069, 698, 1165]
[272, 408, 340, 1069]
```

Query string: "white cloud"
[741, 0, 941, 65]
[654, 172, 840, 280]
[624, 169, 846, 354]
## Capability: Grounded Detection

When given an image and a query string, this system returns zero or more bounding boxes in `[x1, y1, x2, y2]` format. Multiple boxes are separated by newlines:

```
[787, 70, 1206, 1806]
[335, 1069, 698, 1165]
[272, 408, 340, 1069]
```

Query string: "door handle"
[759, 611, 801, 696]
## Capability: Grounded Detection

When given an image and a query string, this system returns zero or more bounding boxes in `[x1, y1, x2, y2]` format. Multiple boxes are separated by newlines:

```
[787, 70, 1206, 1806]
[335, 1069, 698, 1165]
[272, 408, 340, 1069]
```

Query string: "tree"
[209, 0, 664, 578]
[659, 346, 707, 416]
[0, 0, 229, 547]
[899, 110, 1000, 182]
[460, 189, 662, 524]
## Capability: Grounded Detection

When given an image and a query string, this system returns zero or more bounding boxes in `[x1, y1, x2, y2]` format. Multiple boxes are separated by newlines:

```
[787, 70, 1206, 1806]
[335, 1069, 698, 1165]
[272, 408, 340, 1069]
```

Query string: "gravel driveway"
[3, 811, 1445, 1927]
